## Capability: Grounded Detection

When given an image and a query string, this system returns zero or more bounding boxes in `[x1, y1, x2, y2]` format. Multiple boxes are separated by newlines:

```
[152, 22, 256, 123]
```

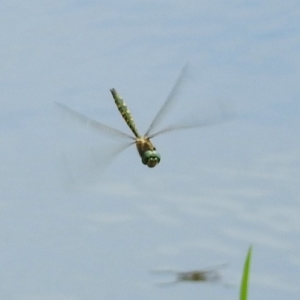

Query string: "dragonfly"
[56, 64, 232, 168]
[152, 264, 232, 287]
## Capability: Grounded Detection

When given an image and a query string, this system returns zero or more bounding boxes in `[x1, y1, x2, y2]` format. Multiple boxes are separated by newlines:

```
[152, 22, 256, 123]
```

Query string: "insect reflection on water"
[56, 63, 233, 168]
[152, 264, 233, 287]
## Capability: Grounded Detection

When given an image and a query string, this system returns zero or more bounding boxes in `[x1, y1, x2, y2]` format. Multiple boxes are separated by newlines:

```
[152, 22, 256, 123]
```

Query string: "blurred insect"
[56, 63, 232, 168]
[152, 264, 232, 287]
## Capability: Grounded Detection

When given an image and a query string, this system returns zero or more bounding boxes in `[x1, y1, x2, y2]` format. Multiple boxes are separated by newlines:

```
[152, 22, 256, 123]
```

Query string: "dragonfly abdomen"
[110, 88, 140, 138]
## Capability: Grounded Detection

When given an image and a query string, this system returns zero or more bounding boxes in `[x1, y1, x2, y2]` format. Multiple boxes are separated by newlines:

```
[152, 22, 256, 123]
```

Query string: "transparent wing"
[56, 102, 135, 141]
[144, 62, 189, 137]
[148, 99, 234, 139]
[144, 63, 235, 139]
[60, 141, 134, 187]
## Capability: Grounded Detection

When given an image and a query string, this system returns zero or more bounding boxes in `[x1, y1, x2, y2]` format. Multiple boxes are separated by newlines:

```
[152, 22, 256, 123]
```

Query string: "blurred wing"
[60, 141, 135, 186]
[144, 62, 189, 137]
[155, 280, 179, 287]
[148, 99, 235, 139]
[151, 269, 179, 275]
[56, 102, 135, 141]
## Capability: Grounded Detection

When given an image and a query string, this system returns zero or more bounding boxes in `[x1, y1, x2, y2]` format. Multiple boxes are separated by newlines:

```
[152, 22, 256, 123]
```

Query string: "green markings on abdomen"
[110, 89, 140, 137]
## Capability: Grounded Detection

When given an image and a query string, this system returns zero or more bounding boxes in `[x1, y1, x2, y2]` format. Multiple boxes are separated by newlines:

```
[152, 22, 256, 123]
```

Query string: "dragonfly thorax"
[136, 137, 161, 168]
[178, 271, 211, 282]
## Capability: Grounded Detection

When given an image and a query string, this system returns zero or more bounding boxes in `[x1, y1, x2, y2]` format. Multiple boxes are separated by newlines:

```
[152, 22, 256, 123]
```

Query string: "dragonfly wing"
[61, 141, 135, 185]
[148, 98, 235, 138]
[155, 280, 179, 287]
[56, 102, 135, 141]
[144, 62, 189, 137]
[90, 141, 135, 169]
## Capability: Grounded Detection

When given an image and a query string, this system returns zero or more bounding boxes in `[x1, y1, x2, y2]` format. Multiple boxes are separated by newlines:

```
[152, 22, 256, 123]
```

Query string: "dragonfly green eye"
[142, 150, 161, 168]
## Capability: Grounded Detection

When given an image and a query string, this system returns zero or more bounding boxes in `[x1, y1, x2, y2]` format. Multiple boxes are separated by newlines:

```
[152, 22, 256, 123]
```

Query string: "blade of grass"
[240, 245, 253, 300]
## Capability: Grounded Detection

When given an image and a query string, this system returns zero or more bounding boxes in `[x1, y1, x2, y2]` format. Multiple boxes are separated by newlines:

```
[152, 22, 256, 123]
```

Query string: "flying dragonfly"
[56, 64, 232, 168]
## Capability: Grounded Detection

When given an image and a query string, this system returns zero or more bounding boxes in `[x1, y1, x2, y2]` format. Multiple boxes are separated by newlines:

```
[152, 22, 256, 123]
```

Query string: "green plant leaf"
[240, 245, 253, 300]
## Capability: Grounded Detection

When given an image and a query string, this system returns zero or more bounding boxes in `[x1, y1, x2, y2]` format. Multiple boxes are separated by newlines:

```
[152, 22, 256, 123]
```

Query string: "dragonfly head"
[142, 150, 161, 168]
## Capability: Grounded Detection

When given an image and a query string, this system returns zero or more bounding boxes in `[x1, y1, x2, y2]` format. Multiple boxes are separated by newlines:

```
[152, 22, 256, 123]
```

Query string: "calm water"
[1, 114, 299, 300]
[1, 1, 300, 299]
